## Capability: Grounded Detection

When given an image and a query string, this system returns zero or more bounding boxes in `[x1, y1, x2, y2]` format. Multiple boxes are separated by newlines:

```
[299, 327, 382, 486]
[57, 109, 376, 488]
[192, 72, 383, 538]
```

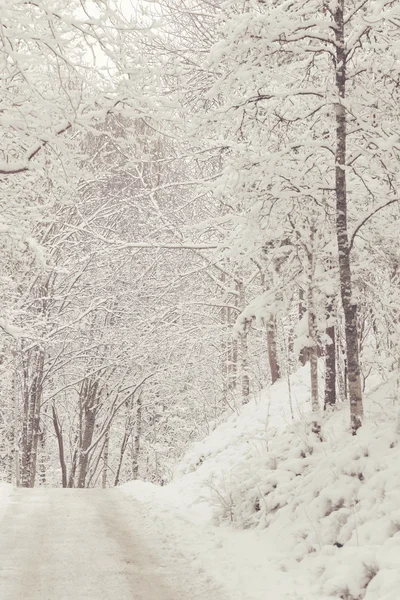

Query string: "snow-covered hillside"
[122, 368, 400, 600]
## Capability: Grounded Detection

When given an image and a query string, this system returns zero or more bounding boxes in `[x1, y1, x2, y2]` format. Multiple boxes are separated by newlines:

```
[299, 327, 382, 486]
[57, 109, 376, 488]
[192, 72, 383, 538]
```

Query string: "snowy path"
[0, 488, 225, 600]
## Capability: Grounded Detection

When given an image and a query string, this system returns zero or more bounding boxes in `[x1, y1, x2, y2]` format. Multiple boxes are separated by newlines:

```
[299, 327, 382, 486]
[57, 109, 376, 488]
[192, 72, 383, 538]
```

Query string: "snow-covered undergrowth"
[123, 368, 400, 600]
[0, 482, 13, 522]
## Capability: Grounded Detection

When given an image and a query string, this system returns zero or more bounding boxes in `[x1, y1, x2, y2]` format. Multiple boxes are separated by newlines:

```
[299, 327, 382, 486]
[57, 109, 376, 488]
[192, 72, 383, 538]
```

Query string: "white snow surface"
[122, 367, 400, 600]
[0, 482, 13, 521]
[0, 488, 230, 600]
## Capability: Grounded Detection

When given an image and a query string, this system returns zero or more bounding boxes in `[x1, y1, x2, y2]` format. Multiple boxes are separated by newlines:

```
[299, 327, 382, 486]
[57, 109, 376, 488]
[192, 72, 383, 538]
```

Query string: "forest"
[1, 0, 400, 491]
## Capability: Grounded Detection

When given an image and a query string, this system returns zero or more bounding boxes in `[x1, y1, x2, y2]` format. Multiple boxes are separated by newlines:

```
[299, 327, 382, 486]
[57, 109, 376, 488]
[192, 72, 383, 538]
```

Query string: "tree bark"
[114, 432, 129, 487]
[298, 287, 309, 365]
[52, 403, 68, 488]
[267, 316, 281, 384]
[132, 392, 143, 480]
[306, 240, 320, 435]
[324, 297, 337, 410]
[21, 348, 44, 487]
[101, 428, 110, 489]
[334, 1, 363, 433]
[77, 379, 99, 488]
[238, 279, 250, 403]
[240, 324, 250, 402]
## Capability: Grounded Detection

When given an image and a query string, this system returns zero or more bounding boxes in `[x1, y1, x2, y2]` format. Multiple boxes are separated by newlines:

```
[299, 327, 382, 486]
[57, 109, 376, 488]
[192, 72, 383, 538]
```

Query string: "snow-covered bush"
[171, 370, 400, 599]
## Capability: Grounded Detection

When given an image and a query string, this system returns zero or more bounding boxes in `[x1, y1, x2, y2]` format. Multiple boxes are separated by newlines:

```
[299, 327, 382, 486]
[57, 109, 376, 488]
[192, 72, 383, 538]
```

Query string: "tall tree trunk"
[307, 240, 320, 435]
[334, 1, 363, 433]
[38, 428, 46, 486]
[21, 360, 30, 487]
[102, 428, 110, 489]
[114, 432, 129, 487]
[267, 316, 280, 384]
[21, 348, 44, 487]
[324, 297, 337, 410]
[8, 371, 17, 484]
[298, 287, 309, 365]
[238, 278, 250, 403]
[132, 392, 143, 480]
[114, 394, 134, 486]
[227, 306, 238, 391]
[220, 272, 229, 403]
[52, 403, 68, 488]
[77, 380, 98, 488]
[240, 323, 250, 402]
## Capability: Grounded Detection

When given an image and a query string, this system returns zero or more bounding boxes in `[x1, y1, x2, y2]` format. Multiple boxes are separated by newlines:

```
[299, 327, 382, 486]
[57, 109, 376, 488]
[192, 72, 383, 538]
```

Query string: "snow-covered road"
[0, 488, 225, 600]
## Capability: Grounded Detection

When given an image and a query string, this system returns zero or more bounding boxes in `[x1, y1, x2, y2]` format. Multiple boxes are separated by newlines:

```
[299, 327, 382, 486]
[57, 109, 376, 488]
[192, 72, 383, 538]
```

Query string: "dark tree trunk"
[298, 287, 309, 365]
[114, 432, 129, 487]
[324, 298, 337, 410]
[101, 429, 110, 489]
[306, 239, 320, 436]
[238, 280, 250, 403]
[334, 1, 363, 433]
[267, 316, 281, 384]
[52, 403, 68, 488]
[77, 380, 99, 488]
[132, 393, 143, 480]
[68, 448, 78, 488]
[21, 348, 44, 487]
[114, 394, 135, 487]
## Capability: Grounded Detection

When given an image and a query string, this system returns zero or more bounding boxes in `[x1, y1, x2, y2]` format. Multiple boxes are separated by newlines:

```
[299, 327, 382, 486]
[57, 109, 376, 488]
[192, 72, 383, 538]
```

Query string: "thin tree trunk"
[324, 297, 337, 410]
[86, 436, 108, 488]
[334, 1, 363, 433]
[8, 371, 17, 484]
[132, 392, 143, 480]
[114, 432, 129, 487]
[68, 447, 78, 488]
[102, 428, 110, 489]
[20, 354, 28, 485]
[77, 380, 98, 488]
[229, 332, 238, 391]
[220, 272, 229, 402]
[38, 428, 46, 486]
[52, 403, 68, 488]
[228, 284, 238, 391]
[20, 348, 44, 488]
[336, 333, 345, 401]
[267, 316, 281, 384]
[238, 278, 250, 403]
[114, 394, 135, 486]
[307, 242, 320, 435]
[298, 287, 309, 365]
[240, 324, 250, 402]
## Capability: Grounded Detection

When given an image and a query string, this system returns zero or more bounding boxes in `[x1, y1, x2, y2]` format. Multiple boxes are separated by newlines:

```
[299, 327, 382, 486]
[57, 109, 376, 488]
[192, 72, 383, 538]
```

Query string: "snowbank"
[120, 479, 318, 599]
[122, 368, 400, 600]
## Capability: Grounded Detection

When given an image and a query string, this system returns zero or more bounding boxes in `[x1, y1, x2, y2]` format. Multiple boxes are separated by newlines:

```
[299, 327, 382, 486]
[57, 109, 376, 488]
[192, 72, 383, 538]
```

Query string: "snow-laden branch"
[61, 225, 220, 250]
[0, 122, 72, 175]
[349, 198, 400, 253]
[232, 89, 325, 110]
[0, 318, 21, 339]
[83, 372, 156, 457]
[115, 242, 219, 250]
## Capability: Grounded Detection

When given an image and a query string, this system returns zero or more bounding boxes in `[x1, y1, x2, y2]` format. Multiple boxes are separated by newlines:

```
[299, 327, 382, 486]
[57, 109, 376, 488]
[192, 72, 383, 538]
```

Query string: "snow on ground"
[122, 367, 400, 600]
[0, 482, 13, 522]
[121, 479, 318, 600]
[0, 488, 231, 600]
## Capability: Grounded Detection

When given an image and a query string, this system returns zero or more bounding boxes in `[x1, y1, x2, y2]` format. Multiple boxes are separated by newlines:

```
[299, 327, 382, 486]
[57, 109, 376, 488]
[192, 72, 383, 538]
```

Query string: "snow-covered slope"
[123, 368, 400, 600]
